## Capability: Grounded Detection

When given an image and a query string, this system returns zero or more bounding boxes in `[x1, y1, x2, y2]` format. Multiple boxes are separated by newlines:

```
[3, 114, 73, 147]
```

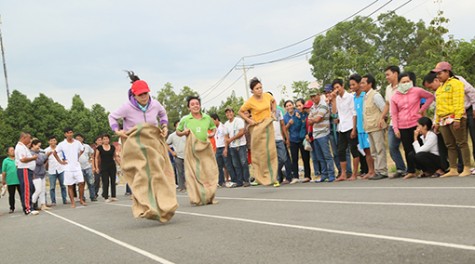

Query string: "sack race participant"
[239, 78, 279, 187]
[109, 71, 178, 222]
[121, 124, 178, 222]
[248, 118, 278, 186]
[177, 96, 218, 205]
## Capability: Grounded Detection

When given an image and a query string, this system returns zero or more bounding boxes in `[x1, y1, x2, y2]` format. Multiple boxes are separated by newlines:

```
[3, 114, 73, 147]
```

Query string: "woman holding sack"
[108, 71, 177, 223]
[239, 77, 280, 187]
[176, 96, 218, 205]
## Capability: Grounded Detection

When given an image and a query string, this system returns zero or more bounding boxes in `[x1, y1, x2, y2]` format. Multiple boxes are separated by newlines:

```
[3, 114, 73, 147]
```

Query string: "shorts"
[357, 132, 371, 150]
[63, 170, 84, 185]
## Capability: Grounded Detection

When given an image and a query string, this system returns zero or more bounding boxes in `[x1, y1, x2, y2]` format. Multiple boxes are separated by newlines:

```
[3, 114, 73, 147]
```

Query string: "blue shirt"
[354, 92, 366, 133]
[284, 110, 305, 143]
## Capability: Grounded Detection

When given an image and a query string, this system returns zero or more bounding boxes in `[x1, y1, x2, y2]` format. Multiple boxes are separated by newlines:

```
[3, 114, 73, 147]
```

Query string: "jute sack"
[249, 117, 278, 186]
[121, 124, 178, 222]
[184, 132, 218, 205]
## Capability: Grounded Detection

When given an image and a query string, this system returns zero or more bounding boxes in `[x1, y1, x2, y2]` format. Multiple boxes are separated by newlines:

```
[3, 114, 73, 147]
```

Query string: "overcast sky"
[0, 0, 473, 112]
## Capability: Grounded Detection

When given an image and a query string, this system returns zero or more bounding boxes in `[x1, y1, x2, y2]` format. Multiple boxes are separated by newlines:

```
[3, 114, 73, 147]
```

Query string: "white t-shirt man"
[78, 144, 94, 170]
[214, 122, 227, 148]
[45, 146, 65, 174]
[224, 117, 247, 148]
[335, 91, 356, 133]
[273, 110, 284, 141]
[56, 139, 85, 185]
[15, 142, 36, 171]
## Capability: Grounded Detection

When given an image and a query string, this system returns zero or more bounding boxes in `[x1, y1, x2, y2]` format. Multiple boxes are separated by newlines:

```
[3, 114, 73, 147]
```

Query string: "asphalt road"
[1, 176, 475, 264]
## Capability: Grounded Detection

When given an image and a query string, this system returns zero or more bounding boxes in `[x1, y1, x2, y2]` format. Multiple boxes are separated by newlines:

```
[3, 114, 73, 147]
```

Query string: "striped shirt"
[309, 99, 330, 139]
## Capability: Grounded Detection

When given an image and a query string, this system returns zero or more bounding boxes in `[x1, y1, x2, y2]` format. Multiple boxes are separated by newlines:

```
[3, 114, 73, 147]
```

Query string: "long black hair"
[126, 70, 140, 83]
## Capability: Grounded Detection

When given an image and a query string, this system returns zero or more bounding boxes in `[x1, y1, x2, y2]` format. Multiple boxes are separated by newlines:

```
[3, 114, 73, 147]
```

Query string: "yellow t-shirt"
[240, 93, 274, 123]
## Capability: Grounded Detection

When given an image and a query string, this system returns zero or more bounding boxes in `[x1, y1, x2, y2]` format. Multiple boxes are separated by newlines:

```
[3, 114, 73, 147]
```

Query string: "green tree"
[155, 83, 199, 129]
[291, 81, 311, 99]
[206, 91, 244, 122]
[309, 16, 379, 85]
[3, 91, 34, 145]
[88, 104, 112, 143]
[449, 38, 475, 84]
[66, 95, 94, 139]
[30, 93, 68, 143]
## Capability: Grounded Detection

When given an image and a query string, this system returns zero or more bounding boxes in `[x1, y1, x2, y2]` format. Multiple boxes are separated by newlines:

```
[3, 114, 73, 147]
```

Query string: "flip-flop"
[431, 172, 442, 178]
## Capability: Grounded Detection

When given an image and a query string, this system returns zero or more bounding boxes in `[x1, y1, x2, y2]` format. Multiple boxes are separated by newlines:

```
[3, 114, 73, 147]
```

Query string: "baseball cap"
[131, 80, 150, 95]
[432, 61, 452, 73]
[303, 100, 313, 109]
[324, 84, 333, 93]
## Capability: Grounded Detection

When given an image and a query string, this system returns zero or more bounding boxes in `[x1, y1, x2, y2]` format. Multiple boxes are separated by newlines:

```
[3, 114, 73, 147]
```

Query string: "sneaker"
[273, 182, 280, 187]
[110, 197, 118, 201]
[226, 182, 237, 188]
[30, 210, 39, 216]
[243, 182, 251, 187]
[290, 178, 299, 184]
[105, 199, 112, 203]
[301, 178, 310, 183]
[250, 181, 259, 186]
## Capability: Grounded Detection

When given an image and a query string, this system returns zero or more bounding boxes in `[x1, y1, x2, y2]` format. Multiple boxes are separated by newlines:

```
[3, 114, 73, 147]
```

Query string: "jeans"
[229, 146, 250, 185]
[49, 171, 67, 204]
[310, 146, 322, 175]
[313, 135, 335, 180]
[388, 126, 407, 172]
[216, 147, 236, 185]
[82, 167, 96, 200]
[275, 140, 292, 181]
[94, 172, 101, 197]
[289, 141, 310, 179]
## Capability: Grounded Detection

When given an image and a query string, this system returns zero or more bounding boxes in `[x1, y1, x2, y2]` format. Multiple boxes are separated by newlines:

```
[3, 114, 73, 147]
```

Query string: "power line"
[200, 58, 243, 99]
[202, 0, 416, 103]
[242, 0, 381, 59]
[199, 0, 383, 99]
[202, 73, 244, 105]
[243, 0, 414, 69]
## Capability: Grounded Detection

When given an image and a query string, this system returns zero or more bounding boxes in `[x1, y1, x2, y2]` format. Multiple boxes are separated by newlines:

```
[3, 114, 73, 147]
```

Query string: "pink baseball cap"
[432, 61, 452, 73]
[131, 80, 150, 95]
[303, 100, 313, 109]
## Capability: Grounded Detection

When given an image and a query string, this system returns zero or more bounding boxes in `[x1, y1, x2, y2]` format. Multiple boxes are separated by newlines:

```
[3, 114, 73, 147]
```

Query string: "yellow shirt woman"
[240, 92, 274, 123]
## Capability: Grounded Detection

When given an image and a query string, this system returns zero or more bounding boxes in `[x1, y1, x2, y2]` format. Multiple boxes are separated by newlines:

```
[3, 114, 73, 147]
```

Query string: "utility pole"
[235, 59, 253, 99]
[0, 15, 10, 101]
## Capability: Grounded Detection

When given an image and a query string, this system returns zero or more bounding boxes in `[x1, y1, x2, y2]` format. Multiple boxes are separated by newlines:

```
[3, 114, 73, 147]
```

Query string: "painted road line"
[108, 203, 475, 251]
[175, 195, 475, 209]
[176, 211, 475, 252]
[44, 210, 175, 264]
[219, 186, 475, 190]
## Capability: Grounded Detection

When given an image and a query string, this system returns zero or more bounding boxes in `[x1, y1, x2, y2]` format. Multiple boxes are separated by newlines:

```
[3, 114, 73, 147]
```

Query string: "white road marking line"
[108, 203, 475, 252]
[222, 186, 475, 190]
[44, 210, 175, 264]
[175, 211, 475, 251]
[175, 196, 475, 209]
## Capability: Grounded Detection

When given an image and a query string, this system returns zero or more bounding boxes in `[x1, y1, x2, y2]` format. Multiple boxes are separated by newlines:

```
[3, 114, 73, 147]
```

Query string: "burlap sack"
[249, 117, 278, 185]
[121, 124, 178, 222]
[184, 132, 218, 205]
